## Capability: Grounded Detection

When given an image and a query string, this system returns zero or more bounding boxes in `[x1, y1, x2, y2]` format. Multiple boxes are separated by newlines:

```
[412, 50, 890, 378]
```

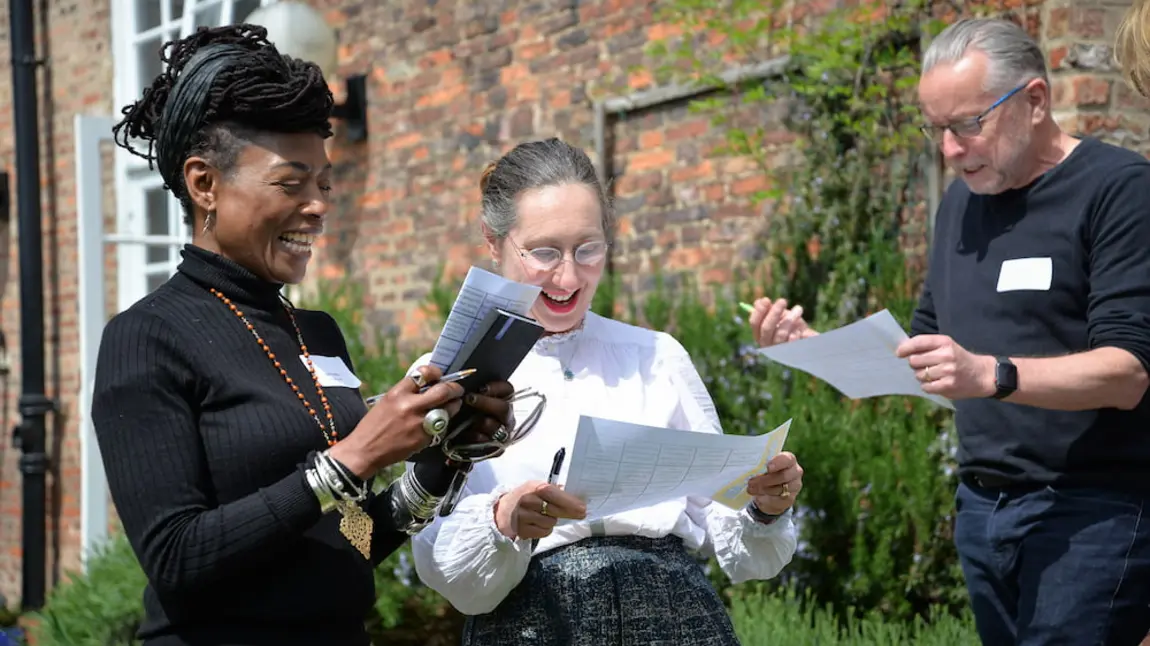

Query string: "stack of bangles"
[303, 450, 449, 535]
[304, 449, 369, 513]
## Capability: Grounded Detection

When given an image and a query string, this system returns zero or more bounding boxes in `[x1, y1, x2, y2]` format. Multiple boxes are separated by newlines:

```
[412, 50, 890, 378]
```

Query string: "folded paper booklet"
[409, 275, 545, 463]
[427, 266, 542, 371]
[557, 416, 792, 522]
[445, 307, 544, 393]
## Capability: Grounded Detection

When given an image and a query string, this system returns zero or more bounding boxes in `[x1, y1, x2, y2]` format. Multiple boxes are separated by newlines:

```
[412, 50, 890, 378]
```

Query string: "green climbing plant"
[642, 0, 973, 623]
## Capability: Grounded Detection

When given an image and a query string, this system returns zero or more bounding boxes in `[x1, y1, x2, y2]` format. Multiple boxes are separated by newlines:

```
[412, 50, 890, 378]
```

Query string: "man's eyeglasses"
[509, 238, 609, 272]
[919, 82, 1028, 144]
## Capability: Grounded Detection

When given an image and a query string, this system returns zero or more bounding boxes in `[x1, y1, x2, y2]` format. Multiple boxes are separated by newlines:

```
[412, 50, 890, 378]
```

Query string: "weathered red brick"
[1053, 76, 1111, 108]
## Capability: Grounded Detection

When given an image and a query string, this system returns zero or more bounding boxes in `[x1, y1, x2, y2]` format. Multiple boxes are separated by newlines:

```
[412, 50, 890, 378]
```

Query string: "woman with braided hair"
[92, 25, 515, 645]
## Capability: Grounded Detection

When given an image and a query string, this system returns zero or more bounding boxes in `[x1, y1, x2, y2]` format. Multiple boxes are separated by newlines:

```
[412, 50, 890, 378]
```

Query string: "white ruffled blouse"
[407, 311, 797, 616]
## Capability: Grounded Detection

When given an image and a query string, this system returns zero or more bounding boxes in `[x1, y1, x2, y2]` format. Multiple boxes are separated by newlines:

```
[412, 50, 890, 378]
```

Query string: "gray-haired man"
[750, 17, 1150, 645]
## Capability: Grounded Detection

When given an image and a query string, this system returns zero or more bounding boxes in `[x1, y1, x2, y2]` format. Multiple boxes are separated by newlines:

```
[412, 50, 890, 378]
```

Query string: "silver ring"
[410, 372, 428, 389]
[422, 408, 450, 440]
[492, 426, 510, 444]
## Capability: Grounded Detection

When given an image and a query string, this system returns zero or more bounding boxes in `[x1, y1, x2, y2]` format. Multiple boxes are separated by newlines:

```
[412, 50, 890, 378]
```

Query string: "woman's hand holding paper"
[746, 451, 804, 515]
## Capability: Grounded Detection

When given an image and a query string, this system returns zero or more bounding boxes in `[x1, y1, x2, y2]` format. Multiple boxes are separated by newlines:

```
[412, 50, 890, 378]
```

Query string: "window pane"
[145, 187, 170, 236]
[146, 244, 170, 265]
[233, 0, 263, 23]
[137, 1, 162, 30]
[136, 37, 164, 90]
[145, 187, 171, 264]
[171, 0, 185, 21]
[194, 2, 222, 28]
[147, 272, 169, 293]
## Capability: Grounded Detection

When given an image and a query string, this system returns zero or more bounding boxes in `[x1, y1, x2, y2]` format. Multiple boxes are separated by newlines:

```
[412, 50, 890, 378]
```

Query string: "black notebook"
[446, 307, 544, 392]
[410, 307, 544, 465]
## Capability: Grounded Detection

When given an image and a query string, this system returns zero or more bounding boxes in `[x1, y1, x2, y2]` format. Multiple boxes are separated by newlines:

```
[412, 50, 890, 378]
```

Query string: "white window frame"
[110, 0, 278, 310]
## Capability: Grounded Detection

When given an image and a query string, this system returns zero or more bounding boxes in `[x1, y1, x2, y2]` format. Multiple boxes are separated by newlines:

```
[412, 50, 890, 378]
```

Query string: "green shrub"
[28, 535, 147, 645]
[731, 584, 978, 645]
[639, 0, 969, 623]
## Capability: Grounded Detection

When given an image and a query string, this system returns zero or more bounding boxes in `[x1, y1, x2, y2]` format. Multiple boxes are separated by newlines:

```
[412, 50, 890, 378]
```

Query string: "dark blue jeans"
[955, 479, 1150, 645]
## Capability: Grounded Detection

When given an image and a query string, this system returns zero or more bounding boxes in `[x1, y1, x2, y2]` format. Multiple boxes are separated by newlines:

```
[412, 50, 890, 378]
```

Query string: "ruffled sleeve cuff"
[413, 484, 534, 616]
[707, 505, 797, 585]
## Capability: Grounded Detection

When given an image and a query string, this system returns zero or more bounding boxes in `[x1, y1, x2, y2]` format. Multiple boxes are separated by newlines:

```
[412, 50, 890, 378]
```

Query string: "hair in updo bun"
[479, 160, 499, 194]
[478, 137, 613, 240]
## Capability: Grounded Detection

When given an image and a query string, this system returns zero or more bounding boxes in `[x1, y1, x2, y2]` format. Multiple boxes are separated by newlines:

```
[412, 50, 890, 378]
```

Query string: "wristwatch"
[745, 501, 783, 525]
[991, 356, 1017, 400]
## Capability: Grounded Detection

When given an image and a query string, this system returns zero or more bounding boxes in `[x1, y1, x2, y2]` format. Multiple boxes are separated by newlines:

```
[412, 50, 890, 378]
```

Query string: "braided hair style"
[112, 24, 335, 223]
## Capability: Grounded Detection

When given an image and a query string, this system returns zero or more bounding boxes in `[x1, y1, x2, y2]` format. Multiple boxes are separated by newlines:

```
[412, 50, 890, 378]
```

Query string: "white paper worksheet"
[559, 416, 792, 521]
[755, 309, 954, 409]
[427, 266, 542, 370]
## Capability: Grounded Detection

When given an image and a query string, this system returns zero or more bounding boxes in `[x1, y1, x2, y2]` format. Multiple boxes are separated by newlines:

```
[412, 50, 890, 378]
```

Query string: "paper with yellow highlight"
[558, 416, 791, 522]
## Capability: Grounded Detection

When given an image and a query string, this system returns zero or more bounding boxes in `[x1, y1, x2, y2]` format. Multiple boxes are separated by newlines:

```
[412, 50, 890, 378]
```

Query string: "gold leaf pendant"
[336, 500, 373, 559]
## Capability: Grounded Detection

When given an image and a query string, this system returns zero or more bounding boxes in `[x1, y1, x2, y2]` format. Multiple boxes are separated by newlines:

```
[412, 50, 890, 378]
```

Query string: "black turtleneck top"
[91, 245, 406, 645]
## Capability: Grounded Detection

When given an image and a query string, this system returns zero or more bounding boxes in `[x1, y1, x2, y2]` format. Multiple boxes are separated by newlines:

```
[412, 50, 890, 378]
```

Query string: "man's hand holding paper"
[746, 299, 956, 409]
[895, 333, 997, 400]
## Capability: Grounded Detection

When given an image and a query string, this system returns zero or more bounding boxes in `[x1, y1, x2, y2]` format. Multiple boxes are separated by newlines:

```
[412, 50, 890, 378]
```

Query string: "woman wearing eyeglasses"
[408, 138, 805, 646]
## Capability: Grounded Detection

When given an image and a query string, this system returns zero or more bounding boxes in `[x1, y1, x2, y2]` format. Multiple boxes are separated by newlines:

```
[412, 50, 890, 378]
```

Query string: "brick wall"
[0, 0, 114, 608]
[0, 0, 1140, 609]
[1042, 0, 1149, 153]
[305, 0, 783, 341]
[307, 0, 1143, 348]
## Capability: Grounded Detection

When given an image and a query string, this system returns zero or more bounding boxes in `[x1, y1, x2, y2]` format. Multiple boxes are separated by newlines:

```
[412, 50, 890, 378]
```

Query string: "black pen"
[532, 448, 566, 551]
[547, 447, 566, 486]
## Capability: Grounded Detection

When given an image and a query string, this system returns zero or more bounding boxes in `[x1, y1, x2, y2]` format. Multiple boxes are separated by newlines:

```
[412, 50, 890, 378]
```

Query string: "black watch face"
[996, 359, 1017, 392]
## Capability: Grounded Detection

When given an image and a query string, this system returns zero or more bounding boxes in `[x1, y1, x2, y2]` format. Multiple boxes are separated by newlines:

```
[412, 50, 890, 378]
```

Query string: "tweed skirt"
[461, 535, 741, 646]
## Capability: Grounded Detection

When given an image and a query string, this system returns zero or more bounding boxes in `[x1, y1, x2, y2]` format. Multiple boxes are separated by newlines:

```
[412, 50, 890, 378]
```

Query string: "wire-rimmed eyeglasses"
[509, 237, 609, 273]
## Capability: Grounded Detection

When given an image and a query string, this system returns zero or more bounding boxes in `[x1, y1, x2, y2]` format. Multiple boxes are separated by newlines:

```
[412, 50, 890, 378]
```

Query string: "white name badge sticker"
[996, 257, 1052, 292]
[303, 355, 363, 389]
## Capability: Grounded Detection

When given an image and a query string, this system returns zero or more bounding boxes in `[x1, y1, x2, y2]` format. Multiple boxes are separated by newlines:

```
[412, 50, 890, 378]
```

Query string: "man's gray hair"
[922, 18, 1049, 93]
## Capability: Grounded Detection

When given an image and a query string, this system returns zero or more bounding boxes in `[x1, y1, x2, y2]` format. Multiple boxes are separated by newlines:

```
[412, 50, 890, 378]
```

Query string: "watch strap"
[992, 356, 1017, 400]
[745, 501, 783, 525]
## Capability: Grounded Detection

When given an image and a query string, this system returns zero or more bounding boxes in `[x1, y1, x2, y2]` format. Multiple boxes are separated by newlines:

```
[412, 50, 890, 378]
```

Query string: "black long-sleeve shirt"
[91, 245, 407, 645]
[911, 137, 1150, 493]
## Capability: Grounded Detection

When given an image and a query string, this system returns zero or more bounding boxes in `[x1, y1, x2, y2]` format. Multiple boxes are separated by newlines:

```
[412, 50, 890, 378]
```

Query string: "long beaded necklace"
[209, 287, 374, 557]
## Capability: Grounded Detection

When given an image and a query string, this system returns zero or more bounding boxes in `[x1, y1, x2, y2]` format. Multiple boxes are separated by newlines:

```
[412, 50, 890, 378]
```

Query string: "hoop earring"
[202, 210, 214, 236]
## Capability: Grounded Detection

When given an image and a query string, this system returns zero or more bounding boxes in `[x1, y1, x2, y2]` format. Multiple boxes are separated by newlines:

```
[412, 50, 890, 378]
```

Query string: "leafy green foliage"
[640, 0, 969, 624]
[26, 536, 148, 646]
[732, 584, 978, 645]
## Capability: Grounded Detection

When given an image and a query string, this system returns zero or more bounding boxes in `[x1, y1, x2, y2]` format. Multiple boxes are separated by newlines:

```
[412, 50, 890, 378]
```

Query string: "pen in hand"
[532, 447, 567, 551]
[546, 447, 565, 487]
[364, 368, 477, 406]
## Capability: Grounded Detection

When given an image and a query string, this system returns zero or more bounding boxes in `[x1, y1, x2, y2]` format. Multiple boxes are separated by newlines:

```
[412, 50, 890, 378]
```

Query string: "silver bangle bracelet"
[316, 451, 368, 503]
[399, 469, 442, 518]
[385, 469, 445, 534]
[305, 467, 337, 514]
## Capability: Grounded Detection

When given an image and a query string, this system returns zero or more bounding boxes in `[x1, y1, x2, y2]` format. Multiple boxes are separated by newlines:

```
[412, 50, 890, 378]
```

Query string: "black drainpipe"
[9, 0, 53, 611]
